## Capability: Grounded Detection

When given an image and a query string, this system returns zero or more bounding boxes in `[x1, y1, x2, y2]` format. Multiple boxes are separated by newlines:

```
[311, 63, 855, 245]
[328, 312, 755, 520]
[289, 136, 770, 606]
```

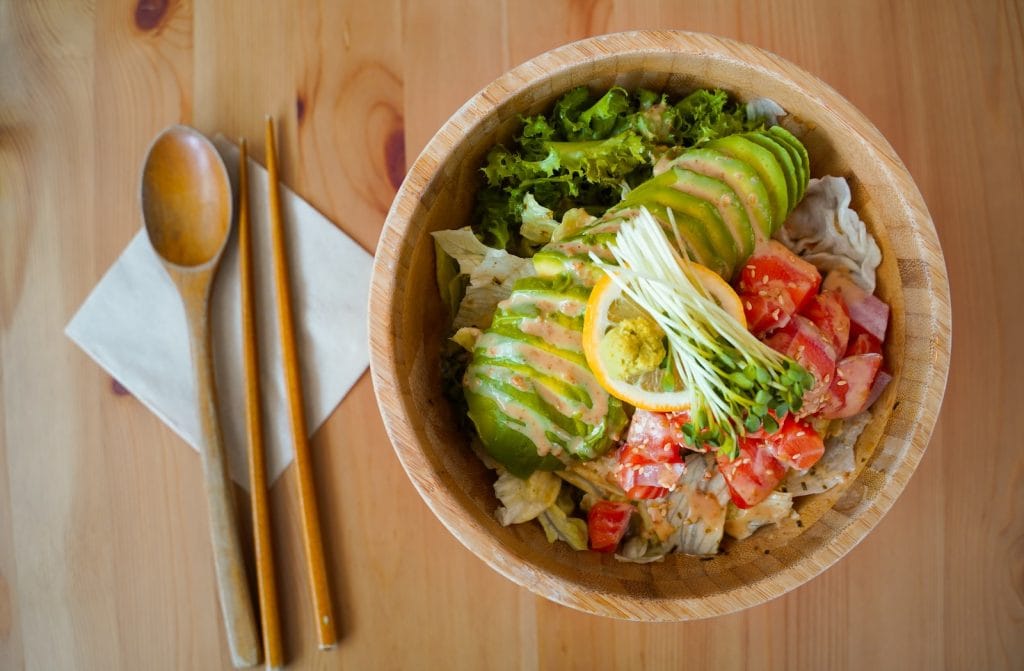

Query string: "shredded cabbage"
[493, 469, 561, 526]
[537, 505, 589, 551]
[776, 177, 882, 292]
[431, 228, 535, 329]
[724, 491, 795, 540]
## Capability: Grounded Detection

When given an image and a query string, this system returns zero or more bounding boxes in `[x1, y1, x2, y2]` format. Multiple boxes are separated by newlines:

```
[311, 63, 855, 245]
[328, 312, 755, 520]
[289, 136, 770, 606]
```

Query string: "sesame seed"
[796, 431, 805, 437]
[746, 301, 753, 311]
[762, 275, 769, 284]
[837, 380, 848, 386]
[747, 265, 756, 271]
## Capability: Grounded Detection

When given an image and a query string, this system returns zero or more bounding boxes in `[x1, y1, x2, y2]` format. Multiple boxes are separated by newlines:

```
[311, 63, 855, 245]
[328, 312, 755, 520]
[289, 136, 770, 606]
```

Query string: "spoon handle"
[184, 292, 261, 668]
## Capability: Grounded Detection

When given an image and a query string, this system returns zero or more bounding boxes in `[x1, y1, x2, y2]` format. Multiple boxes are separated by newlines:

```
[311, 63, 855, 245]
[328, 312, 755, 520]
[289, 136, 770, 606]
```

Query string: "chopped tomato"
[617, 453, 685, 499]
[624, 409, 687, 459]
[588, 501, 633, 552]
[737, 240, 822, 313]
[820, 353, 884, 419]
[763, 415, 825, 471]
[800, 290, 850, 355]
[764, 315, 838, 414]
[822, 271, 889, 343]
[717, 440, 786, 509]
[623, 485, 670, 500]
[617, 414, 686, 500]
[846, 332, 883, 357]
[741, 291, 794, 337]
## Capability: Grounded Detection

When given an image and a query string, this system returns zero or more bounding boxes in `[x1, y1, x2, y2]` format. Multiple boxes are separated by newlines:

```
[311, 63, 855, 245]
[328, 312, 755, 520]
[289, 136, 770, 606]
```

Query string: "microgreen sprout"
[593, 208, 815, 459]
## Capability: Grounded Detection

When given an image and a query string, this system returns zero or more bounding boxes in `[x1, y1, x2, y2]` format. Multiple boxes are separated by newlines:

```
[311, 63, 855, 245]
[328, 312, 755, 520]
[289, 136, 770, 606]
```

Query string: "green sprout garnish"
[594, 208, 815, 459]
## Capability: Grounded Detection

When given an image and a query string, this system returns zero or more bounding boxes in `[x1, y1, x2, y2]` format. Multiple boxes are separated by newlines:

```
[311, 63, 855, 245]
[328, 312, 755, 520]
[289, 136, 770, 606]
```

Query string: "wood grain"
[1, 0, 1022, 669]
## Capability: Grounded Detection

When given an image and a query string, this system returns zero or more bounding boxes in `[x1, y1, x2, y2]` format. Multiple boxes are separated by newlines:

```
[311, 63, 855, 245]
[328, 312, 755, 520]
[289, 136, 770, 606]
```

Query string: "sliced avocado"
[665, 166, 755, 265]
[464, 385, 567, 477]
[619, 182, 737, 278]
[464, 275, 628, 474]
[745, 132, 797, 216]
[706, 135, 789, 231]
[673, 148, 774, 243]
[767, 126, 810, 202]
[532, 229, 616, 283]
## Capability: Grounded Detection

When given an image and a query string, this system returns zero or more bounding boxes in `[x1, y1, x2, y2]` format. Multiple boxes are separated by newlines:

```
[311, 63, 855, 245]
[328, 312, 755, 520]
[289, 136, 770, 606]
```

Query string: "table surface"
[2, 1, 1022, 669]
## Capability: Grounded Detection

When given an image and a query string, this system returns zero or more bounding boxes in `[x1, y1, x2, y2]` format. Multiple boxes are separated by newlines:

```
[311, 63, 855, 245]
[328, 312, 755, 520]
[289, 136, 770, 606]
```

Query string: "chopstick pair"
[237, 118, 338, 669]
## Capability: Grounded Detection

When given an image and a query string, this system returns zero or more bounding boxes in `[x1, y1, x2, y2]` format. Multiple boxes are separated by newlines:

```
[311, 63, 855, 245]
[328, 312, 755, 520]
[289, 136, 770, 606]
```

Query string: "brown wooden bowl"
[369, 31, 951, 620]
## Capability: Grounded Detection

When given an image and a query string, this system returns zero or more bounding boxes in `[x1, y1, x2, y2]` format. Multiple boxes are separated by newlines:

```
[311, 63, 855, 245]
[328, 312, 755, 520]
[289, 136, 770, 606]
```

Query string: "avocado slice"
[464, 385, 567, 477]
[672, 148, 774, 243]
[464, 276, 629, 475]
[706, 135, 789, 231]
[767, 126, 810, 202]
[619, 182, 737, 278]
[745, 132, 798, 216]
[664, 166, 755, 264]
[531, 219, 624, 283]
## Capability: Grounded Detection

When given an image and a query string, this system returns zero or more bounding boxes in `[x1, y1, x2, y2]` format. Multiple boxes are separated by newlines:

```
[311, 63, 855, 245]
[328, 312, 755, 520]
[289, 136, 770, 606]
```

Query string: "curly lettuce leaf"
[552, 86, 633, 140]
[472, 86, 769, 253]
[675, 88, 763, 147]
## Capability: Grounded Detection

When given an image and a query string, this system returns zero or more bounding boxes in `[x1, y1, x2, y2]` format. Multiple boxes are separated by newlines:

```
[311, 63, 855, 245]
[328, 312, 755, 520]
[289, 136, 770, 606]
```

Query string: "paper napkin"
[65, 136, 373, 488]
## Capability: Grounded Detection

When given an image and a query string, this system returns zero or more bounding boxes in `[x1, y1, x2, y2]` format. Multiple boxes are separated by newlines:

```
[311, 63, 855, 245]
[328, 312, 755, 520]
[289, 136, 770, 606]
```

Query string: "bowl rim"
[369, 29, 951, 620]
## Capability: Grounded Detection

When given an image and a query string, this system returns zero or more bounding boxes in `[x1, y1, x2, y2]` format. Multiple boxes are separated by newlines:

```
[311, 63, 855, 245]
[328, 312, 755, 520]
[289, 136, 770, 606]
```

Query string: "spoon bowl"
[141, 125, 260, 667]
[142, 126, 232, 268]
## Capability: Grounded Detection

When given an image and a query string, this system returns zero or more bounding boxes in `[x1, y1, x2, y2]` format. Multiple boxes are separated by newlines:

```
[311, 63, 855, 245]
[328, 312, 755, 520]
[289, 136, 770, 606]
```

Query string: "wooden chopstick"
[264, 116, 338, 649]
[239, 138, 284, 669]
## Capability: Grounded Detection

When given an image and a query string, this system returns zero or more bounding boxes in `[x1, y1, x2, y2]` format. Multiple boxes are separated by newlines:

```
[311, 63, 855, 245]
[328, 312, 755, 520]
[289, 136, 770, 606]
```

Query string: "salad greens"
[433, 84, 888, 560]
[474, 87, 764, 254]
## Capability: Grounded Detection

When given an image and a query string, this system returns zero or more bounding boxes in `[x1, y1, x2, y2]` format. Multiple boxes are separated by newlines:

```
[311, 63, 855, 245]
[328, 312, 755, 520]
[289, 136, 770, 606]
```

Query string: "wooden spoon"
[141, 125, 260, 668]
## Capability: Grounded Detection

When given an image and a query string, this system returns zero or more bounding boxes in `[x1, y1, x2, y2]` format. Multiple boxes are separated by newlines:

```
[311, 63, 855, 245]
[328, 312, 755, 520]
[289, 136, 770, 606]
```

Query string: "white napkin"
[65, 136, 373, 488]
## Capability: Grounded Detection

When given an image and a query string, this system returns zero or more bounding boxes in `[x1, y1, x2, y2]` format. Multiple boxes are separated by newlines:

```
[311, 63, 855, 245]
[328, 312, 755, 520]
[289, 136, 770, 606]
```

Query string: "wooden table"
[2, 2, 1021, 669]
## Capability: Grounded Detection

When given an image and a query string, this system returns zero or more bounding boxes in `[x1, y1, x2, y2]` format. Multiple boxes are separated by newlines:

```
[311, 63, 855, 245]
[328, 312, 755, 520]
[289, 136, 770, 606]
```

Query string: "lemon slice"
[583, 264, 747, 411]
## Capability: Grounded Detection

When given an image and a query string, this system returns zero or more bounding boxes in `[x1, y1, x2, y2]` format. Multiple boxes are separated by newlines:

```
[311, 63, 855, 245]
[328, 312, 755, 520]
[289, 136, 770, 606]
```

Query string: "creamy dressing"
[685, 490, 724, 525]
[498, 292, 586, 318]
[475, 332, 609, 426]
[464, 372, 570, 457]
[517, 316, 582, 353]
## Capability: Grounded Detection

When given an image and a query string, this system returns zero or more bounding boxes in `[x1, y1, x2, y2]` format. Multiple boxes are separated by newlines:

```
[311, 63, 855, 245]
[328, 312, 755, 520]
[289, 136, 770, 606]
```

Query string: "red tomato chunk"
[737, 240, 822, 313]
[800, 289, 851, 355]
[588, 501, 633, 552]
[764, 315, 838, 415]
[617, 411, 687, 500]
[763, 414, 825, 471]
[716, 439, 786, 509]
[820, 353, 884, 419]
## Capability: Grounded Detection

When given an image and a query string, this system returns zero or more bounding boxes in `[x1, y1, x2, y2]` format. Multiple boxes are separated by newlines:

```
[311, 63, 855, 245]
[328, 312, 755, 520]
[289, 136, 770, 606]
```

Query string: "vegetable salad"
[433, 86, 890, 559]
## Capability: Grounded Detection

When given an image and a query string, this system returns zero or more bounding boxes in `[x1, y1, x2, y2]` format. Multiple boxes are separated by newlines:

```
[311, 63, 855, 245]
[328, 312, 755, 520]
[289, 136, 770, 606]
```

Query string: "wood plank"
[1, 0, 1022, 668]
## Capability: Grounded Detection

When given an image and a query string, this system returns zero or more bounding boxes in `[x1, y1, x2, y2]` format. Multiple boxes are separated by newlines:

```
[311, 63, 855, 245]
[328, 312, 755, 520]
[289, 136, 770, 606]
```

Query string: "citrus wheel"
[582, 264, 747, 411]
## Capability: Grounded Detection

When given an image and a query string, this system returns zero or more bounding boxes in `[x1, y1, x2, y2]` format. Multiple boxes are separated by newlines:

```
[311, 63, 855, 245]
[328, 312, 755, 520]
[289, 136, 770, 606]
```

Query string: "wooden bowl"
[369, 31, 951, 620]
